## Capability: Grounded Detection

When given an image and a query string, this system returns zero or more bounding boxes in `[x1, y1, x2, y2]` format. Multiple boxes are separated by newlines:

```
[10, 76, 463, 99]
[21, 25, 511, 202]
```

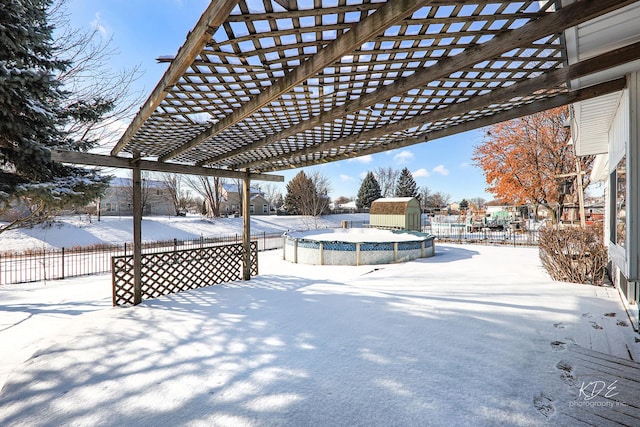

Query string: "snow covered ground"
[0, 213, 370, 252]
[1, 240, 639, 426]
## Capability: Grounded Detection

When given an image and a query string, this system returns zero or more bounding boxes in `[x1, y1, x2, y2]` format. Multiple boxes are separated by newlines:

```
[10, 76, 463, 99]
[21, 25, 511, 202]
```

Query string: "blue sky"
[63, 0, 494, 203]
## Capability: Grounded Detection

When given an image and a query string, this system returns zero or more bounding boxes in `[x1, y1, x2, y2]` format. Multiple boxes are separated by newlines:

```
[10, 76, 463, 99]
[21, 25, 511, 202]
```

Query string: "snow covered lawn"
[1, 244, 638, 426]
[0, 214, 369, 252]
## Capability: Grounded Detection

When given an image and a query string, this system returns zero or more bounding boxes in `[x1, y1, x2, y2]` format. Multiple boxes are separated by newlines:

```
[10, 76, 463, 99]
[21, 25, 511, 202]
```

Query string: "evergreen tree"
[284, 171, 315, 215]
[356, 171, 382, 209]
[394, 167, 419, 199]
[0, 0, 109, 232]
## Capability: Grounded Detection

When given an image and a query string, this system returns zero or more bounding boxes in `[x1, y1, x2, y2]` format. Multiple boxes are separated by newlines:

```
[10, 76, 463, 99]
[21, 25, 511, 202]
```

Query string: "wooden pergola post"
[242, 170, 251, 280]
[132, 154, 143, 305]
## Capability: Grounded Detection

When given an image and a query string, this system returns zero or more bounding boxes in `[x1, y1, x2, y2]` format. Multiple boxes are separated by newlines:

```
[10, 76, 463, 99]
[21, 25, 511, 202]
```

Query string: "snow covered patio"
[1, 244, 639, 426]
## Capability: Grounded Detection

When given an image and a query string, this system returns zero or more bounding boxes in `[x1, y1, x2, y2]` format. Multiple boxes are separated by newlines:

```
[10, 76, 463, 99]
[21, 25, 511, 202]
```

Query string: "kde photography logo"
[569, 379, 627, 409]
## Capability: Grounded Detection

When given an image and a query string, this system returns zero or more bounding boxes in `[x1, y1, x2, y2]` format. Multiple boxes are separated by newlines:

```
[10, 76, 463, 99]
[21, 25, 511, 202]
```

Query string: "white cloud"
[348, 155, 374, 164]
[91, 13, 108, 36]
[432, 165, 449, 176]
[459, 162, 471, 168]
[393, 150, 414, 164]
[339, 174, 354, 182]
[412, 168, 430, 178]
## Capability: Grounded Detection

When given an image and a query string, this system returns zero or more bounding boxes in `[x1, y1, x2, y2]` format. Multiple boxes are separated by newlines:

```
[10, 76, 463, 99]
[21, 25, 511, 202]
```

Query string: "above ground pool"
[283, 228, 435, 266]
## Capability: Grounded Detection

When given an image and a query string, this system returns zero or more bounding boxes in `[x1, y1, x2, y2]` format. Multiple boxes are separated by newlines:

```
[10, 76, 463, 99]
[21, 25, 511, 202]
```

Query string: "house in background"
[219, 183, 270, 216]
[101, 178, 175, 216]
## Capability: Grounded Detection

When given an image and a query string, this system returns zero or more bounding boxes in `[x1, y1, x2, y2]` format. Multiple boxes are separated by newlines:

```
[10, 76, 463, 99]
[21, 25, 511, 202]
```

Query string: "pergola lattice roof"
[111, 0, 638, 175]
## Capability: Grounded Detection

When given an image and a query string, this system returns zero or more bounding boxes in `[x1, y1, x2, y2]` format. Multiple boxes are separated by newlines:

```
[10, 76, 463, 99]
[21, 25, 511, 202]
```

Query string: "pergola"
[53, 0, 640, 304]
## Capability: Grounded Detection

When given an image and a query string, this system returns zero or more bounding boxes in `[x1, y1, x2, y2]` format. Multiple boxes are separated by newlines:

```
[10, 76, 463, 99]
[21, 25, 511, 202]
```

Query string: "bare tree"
[289, 170, 331, 229]
[428, 192, 452, 212]
[50, 0, 143, 150]
[284, 170, 331, 228]
[229, 178, 244, 215]
[122, 171, 152, 215]
[374, 167, 399, 197]
[469, 197, 486, 210]
[262, 183, 282, 214]
[160, 173, 182, 214]
[419, 186, 431, 211]
[186, 176, 223, 217]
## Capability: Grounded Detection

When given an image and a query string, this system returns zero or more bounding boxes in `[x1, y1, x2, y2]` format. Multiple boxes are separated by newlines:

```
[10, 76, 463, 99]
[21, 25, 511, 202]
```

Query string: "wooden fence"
[112, 241, 258, 306]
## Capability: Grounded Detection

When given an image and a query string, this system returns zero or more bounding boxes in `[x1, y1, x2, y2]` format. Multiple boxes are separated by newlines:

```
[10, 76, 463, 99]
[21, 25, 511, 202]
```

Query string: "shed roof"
[109, 0, 638, 176]
[370, 197, 418, 215]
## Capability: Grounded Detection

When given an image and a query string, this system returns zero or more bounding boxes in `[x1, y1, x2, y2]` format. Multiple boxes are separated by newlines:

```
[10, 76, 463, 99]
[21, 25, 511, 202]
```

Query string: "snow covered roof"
[109, 177, 169, 189]
[222, 183, 262, 195]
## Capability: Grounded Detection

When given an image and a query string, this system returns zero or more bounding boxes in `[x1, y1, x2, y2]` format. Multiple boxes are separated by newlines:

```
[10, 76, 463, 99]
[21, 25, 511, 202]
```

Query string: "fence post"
[174, 238, 178, 252]
[61, 247, 65, 280]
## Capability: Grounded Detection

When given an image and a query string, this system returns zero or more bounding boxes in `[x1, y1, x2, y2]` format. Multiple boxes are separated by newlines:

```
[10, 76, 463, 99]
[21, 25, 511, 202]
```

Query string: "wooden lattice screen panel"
[111, 241, 258, 306]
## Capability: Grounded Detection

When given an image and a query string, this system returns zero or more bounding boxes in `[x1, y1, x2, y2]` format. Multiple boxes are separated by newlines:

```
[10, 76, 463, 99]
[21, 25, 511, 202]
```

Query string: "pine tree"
[284, 171, 315, 215]
[394, 167, 419, 199]
[0, 0, 109, 231]
[356, 171, 382, 209]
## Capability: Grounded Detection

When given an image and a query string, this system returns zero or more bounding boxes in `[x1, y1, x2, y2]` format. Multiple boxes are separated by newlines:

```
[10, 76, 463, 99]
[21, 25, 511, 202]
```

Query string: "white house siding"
[605, 73, 640, 329]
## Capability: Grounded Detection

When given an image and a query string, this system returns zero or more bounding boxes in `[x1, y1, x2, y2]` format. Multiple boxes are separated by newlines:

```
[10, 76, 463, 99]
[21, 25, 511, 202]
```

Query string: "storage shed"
[370, 197, 422, 231]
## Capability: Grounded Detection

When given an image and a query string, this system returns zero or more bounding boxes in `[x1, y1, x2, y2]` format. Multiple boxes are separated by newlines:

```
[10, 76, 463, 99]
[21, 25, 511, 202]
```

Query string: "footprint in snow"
[617, 320, 629, 327]
[553, 322, 566, 329]
[556, 360, 577, 386]
[589, 321, 603, 330]
[550, 341, 567, 351]
[581, 313, 593, 319]
[604, 312, 616, 317]
[533, 392, 555, 417]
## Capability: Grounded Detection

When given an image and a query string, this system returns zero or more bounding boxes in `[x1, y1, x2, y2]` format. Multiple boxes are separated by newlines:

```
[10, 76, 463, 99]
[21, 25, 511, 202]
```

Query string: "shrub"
[538, 225, 607, 285]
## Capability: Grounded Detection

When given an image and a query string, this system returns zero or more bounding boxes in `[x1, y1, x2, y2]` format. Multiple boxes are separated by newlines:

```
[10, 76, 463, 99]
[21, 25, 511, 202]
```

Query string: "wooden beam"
[226, 3, 536, 23]
[111, 0, 239, 156]
[132, 154, 142, 305]
[159, 0, 433, 162]
[198, 0, 637, 167]
[237, 40, 640, 169]
[242, 170, 251, 281]
[272, 0, 292, 10]
[567, 40, 640, 81]
[261, 77, 627, 172]
[50, 149, 283, 182]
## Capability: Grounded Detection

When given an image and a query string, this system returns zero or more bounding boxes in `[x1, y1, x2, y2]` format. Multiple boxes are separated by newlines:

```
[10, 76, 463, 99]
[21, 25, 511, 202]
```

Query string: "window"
[610, 156, 626, 247]
[250, 204, 255, 214]
[263, 204, 268, 213]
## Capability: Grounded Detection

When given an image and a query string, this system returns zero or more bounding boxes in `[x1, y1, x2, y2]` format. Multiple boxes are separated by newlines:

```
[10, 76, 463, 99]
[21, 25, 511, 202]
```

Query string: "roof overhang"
[564, 0, 640, 156]
[106, 0, 640, 173]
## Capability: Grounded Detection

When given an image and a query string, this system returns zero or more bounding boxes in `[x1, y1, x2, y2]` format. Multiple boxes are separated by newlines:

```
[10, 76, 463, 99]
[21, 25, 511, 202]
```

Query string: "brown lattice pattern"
[111, 242, 258, 306]
[115, 0, 582, 171]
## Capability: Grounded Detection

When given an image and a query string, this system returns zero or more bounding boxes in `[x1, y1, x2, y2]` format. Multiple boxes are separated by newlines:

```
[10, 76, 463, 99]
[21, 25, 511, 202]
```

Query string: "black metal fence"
[424, 225, 540, 246]
[0, 232, 283, 285]
[0, 223, 541, 286]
